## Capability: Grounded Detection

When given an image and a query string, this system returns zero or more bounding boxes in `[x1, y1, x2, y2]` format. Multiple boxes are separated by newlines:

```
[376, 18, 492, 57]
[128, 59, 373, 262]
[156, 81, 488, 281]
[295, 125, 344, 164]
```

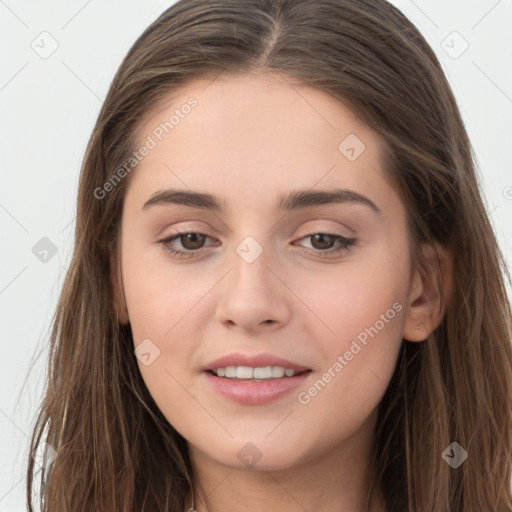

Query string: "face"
[117, 72, 415, 472]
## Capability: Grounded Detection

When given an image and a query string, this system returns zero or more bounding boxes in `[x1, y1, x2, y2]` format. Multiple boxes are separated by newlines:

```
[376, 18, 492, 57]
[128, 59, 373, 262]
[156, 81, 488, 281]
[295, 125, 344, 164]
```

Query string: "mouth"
[201, 352, 312, 404]
[207, 365, 311, 381]
[203, 366, 313, 405]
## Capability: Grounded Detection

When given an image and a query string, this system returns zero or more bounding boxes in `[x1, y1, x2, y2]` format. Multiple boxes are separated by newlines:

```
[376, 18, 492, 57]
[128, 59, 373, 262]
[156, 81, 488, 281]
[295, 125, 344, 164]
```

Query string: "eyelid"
[158, 228, 357, 259]
[159, 220, 353, 239]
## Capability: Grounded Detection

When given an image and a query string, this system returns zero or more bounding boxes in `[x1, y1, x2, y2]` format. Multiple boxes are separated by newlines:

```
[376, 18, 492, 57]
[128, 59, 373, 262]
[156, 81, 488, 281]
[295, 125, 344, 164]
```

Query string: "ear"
[402, 241, 453, 342]
[110, 248, 130, 325]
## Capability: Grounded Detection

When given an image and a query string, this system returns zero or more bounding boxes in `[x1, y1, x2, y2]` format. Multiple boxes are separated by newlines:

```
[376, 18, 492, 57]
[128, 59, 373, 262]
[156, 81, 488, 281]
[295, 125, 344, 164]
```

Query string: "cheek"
[292, 274, 406, 450]
[120, 242, 207, 411]
[121, 237, 211, 342]
[125, 270, 202, 429]
[292, 242, 408, 347]
[287, 246, 408, 416]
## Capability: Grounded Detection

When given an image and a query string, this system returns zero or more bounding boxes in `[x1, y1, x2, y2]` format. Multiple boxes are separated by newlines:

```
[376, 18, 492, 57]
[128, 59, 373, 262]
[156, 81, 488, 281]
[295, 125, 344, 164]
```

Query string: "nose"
[215, 242, 291, 332]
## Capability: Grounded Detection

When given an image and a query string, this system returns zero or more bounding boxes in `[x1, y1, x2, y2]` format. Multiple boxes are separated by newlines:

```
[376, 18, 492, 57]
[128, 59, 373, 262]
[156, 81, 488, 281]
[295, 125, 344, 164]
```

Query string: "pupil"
[184, 233, 204, 249]
[180, 233, 335, 250]
[313, 234, 333, 249]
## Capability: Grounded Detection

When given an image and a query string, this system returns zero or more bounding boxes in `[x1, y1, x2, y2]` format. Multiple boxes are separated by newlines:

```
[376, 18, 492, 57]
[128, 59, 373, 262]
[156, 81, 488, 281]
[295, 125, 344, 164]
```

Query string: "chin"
[191, 435, 313, 472]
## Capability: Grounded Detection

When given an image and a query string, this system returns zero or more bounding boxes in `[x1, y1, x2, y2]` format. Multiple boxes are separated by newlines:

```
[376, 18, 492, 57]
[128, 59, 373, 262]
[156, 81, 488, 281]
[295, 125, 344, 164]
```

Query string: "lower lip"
[203, 370, 312, 405]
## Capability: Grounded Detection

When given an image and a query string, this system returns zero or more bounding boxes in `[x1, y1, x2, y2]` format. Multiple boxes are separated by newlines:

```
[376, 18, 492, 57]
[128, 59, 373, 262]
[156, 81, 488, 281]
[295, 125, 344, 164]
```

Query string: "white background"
[1, 1, 511, 510]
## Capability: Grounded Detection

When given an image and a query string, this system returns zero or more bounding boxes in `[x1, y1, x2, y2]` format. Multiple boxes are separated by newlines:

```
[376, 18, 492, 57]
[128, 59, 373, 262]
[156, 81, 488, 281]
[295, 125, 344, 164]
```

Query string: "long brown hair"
[26, 0, 512, 510]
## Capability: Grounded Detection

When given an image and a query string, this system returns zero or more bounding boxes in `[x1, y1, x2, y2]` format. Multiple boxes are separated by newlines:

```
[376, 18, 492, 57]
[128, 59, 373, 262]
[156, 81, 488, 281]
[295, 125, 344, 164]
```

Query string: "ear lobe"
[402, 241, 453, 342]
[110, 249, 130, 325]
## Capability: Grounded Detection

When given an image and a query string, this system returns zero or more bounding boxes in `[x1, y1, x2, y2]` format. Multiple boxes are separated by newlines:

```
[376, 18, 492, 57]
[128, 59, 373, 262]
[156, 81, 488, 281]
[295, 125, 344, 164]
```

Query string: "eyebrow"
[142, 188, 382, 214]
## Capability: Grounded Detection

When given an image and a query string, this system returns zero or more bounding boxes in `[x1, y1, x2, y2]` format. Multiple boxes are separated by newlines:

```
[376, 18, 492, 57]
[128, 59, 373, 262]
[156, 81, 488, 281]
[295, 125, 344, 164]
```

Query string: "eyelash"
[158, 230, 357, 259]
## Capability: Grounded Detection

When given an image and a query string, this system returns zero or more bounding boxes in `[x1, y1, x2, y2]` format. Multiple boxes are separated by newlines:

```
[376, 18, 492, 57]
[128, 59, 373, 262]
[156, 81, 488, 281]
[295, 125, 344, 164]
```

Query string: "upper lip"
[203, 352, 310, 372]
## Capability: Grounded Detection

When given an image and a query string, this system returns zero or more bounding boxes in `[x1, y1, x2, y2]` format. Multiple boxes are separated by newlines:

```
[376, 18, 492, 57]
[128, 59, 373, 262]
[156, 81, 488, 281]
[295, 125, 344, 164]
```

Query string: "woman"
[26, 0, 512, 510]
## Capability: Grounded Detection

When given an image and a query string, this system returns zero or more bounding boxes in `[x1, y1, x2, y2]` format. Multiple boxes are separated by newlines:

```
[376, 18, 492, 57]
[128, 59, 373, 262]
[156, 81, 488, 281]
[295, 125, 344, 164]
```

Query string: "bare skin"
[113, 72, 450, 512]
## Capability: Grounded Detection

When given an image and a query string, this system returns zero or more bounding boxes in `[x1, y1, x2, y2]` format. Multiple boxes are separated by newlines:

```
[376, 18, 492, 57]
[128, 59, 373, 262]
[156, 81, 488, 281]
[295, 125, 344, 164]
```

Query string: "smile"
[204, 368, 312, 405]
[211, 365, 304, 379]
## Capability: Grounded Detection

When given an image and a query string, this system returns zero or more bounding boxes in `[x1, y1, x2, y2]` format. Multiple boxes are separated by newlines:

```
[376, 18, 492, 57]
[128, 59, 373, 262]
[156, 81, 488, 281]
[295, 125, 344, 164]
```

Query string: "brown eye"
[160, 231, 356, 259]
[179, 232, 207, 250]
[295, 232, 357, 258]
[160, 231, 215, 258]
[309, 233, 336, 250]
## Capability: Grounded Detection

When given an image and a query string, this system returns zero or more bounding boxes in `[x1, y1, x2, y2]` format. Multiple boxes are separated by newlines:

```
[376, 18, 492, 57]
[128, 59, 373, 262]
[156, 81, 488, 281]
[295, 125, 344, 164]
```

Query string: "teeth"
[254, 366, 272, 378]
[225, 366, 237, 378]
[212, 365, 300, 379]
[272, 366, 285, 378]
[236, 366, 253, 379]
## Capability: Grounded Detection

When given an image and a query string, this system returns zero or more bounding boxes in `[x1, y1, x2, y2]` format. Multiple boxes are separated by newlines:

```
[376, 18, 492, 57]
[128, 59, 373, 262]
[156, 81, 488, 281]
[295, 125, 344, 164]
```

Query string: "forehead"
[127, 72, 400, 218]
[135, 72, 378, 154]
